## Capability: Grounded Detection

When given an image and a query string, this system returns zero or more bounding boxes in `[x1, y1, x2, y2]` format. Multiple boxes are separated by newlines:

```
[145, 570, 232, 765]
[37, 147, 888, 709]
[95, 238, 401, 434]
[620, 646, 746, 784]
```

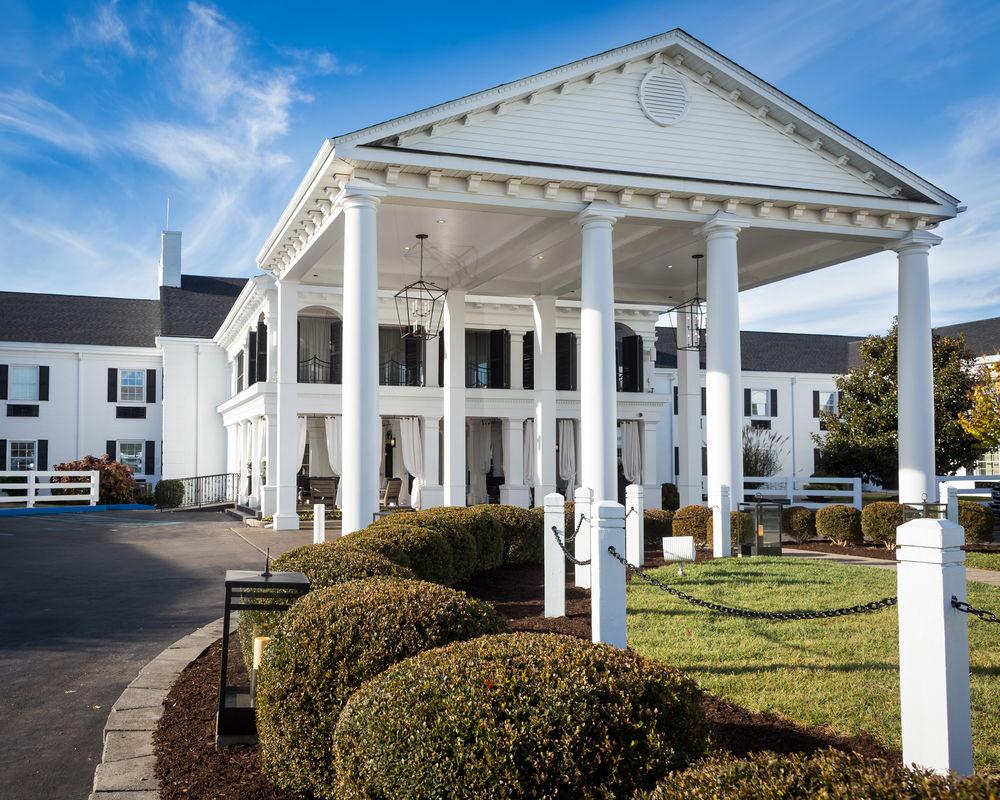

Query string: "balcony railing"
[380, 358, 423, 387]
[299, 356, 341, 384]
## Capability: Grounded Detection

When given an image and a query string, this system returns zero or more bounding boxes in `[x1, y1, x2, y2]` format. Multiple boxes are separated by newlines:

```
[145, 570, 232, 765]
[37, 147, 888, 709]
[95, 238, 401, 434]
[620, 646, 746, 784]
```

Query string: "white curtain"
[298, 316, 331, 380]
[324, 416, 342, 507]
[467, 420, 493, 504]
[558, 419, 577, 494]
[399, 417, 424, 509]
[523, 418, 535, 488]
[490, 421, 504, 478]
[297, 416, 308, 472]
[390, 419, 410, 506]
[239, 422, 251, 498]
[620, 420, 642, 483]
[251, 417, 265, 501]
[308, 420, 332, 478]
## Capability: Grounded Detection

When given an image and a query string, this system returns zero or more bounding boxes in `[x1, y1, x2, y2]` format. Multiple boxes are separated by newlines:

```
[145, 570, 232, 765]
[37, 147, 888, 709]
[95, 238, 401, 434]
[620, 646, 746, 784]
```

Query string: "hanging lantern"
[667, 253, 706, 351]
[394, 233, 447, 340]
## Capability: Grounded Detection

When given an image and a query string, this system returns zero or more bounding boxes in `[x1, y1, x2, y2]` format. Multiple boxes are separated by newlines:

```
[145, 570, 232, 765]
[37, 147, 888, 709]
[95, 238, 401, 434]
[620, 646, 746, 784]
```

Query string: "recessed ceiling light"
[667, 264, 673, 269]
[403, 245, 410, 251]
[536, 254, 544, 260]
[436, 218, 446, 224]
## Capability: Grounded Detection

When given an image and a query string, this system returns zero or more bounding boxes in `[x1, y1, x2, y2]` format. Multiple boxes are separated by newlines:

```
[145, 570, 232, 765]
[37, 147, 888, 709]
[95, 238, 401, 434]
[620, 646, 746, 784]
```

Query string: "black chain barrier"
[953, 597, 1000, 624]
[550, 524, 591, 566]
[606, 545, 898, 621]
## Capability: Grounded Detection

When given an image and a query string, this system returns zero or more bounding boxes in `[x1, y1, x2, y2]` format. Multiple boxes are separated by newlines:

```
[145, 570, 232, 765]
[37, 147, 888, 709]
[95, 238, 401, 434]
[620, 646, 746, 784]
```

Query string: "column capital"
[340, 179, 388, 209]
[698, 210, 751, 239]
[575, 201, 626, 230]
[891, 230, 942, 255]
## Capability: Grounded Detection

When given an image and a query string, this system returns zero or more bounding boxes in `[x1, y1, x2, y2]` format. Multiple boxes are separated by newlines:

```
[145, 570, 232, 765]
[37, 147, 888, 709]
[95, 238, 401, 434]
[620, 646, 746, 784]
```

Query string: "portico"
[246, 29, 960, 534]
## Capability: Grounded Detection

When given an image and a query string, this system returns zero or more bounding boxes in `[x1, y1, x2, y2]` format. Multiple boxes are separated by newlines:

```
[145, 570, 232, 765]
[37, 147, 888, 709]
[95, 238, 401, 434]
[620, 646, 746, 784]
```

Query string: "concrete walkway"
[784, 547, 1000, 587]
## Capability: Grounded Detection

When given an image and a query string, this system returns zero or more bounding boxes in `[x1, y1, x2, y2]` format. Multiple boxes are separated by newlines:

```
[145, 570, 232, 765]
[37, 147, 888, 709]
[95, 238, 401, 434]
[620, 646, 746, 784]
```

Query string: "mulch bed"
[154, 552, 896, 800]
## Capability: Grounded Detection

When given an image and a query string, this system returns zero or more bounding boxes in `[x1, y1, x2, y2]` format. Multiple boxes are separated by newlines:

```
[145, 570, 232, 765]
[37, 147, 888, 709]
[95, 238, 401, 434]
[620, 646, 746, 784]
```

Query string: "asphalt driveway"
[0, 510, 310, 800]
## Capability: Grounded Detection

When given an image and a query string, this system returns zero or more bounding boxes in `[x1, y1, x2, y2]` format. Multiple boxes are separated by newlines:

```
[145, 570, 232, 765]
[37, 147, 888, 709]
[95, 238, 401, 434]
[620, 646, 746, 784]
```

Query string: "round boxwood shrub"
[643, 748, 1000, 799]
[816, 504, 862, 546]
[430, 505, 505, 571]
[345, 523, 456, 584]
[861, 501, 906, 548]
[489, 504, 544, 565]
[333, 632, 708, 800]
[645, 508, 673, 547]
[153, 479, 184, 509]
[959, 500, 995, 544]
[672, 505, 712, 547]
[782, 505, 816, 543]
[257, 578, 508, 798]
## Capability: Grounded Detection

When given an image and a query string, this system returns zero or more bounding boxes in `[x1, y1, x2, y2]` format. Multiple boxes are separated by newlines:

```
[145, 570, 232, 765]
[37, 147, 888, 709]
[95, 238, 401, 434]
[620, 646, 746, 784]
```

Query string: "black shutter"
[145, 441, 155, 475]
[489, 329, 510, 389]
[812, 390, 820, 418]
[38, 366, 49, 401]
[36, 440, 48, 471]
[522, 332, 534, 390]
[145, 369, 156, 403]
[744, 388, 752, 416]
[555, 332, 577, 391]
[404, 337, 423, 386]
[673, 385, 678, 414]
[701, 446, 708, 476]
[108, 368, 117, 402]
[673, 446, 679, 474]
[438, 327, 445, 388]
[568, 333, 578, 391]
[257, 320, 268, 382]
[700, 387, 706, 416]
[330, 322, 342, 383]
[247, 331, 258, 386]
[770, 389, 778, 417]
[0, 364, 7, 400]
[106, 440, 116, 460]
[0, 439, 5, 469]
[621, 335, 642, 392]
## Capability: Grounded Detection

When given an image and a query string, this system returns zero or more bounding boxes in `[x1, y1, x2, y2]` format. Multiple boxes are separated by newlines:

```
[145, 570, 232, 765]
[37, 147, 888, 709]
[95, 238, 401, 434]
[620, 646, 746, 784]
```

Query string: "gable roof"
[934, 316, 1000, 358]
[0, 274, 248, 348]
[337, 29, 958, 207]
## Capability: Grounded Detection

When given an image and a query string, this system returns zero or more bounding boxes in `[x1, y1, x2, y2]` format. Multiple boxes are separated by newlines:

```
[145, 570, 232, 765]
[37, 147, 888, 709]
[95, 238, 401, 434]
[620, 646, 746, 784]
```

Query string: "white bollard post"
[591, 500, 626, 649]
[896, 517, 973, 775]
[946, 487, 959, 525]
[574, 487, 593, 588]
[313, 504, 326, 544]
[713, 485, 732, 557]
[625, 484, 644, 566]
[543, 493, 566, 618]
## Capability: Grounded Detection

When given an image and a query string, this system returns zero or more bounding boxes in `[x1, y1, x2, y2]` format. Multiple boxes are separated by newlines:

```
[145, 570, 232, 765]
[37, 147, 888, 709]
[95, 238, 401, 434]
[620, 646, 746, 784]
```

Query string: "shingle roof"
[0, 274, 248, 348]
[934, 316, 1000, 358]
[655, 327, 859, 374]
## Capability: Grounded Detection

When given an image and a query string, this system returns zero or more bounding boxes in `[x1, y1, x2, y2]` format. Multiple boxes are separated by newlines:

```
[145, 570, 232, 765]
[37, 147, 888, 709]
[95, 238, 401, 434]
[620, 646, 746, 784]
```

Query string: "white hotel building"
[0, 29, 986, 531]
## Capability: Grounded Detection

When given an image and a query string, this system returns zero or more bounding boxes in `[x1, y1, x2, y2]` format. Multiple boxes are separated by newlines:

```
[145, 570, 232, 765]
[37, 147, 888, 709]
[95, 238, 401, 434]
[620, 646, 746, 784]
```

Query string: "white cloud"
[0, 90, 100, 156]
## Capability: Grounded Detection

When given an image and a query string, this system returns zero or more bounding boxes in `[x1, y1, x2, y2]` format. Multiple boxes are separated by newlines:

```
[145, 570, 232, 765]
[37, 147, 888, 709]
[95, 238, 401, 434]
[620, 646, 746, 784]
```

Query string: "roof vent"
[638, 66, 689, 126]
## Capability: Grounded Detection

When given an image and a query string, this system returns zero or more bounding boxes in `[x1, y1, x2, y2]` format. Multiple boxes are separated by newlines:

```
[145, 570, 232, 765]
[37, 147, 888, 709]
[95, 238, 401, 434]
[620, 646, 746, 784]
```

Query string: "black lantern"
[902, 493, 948, 522]
[667, 254, 706, 351]
[394, 233, 447, 340]
[737, 495, 787, 557]
[216, 562, 309, 747]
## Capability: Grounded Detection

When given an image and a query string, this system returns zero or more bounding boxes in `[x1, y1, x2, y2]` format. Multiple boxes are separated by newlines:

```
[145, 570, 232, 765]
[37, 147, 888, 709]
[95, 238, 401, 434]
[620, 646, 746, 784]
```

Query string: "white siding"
[412, 69, 879, 196]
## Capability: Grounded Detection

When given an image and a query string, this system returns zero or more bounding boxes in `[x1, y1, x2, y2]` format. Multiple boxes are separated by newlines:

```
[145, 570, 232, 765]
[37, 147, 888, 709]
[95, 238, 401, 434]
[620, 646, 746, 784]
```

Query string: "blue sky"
[1, 0, 999, 336]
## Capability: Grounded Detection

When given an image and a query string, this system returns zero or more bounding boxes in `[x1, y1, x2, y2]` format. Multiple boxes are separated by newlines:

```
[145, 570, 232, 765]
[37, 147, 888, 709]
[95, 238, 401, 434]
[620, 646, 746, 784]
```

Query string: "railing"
[298, 356, 340, 384]
[0, 470, 100, 507]
[176, 473, 239, 509]
[381, 358, 423, 387]
[743, 475, 862, 509]
[937, 474, 1000, 503]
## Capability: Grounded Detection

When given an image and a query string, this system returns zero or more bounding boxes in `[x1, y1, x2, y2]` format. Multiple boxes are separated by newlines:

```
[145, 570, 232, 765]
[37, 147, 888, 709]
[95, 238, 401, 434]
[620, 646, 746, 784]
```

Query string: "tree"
[961, 360, 1000, 452]
[815, 321, 985, 489]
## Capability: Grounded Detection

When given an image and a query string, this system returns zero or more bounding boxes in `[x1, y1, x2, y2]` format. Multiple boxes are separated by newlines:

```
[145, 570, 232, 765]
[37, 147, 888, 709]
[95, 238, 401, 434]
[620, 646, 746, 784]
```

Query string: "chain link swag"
[953, 597, 1000, 624]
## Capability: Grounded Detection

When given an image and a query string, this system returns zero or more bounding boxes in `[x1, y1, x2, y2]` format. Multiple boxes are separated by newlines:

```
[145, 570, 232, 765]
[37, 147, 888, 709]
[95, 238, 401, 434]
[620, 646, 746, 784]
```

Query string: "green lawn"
[627, 557, 1000, 767]
[967, 552, 1000, 572]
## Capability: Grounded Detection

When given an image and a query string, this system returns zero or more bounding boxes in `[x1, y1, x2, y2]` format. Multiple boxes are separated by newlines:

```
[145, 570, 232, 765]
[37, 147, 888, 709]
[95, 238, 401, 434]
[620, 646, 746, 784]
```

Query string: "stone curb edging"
[89, 618, 224, 800]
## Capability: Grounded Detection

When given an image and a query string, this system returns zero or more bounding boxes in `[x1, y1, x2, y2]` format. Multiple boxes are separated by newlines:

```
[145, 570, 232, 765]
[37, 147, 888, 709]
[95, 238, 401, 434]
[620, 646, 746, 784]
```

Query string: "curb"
[89, 618, 224, 800]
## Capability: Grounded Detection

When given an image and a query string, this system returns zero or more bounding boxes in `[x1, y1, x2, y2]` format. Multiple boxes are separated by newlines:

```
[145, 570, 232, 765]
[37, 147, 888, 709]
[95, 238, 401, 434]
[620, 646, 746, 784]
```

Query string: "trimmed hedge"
[644, 748, 1000, 799]
[342, 523, 456, 584]
[645, 508, 673, 546]
[861, 501, 906, 548]
[672, 505, 712, 548]
[153, 479, 184, 509]
[334, 632, 708, 800]
[782, 505, 816, 543]
[816, 504, 862, 546]
[257, 578, 508, 798]
[960, 500, 995, 545]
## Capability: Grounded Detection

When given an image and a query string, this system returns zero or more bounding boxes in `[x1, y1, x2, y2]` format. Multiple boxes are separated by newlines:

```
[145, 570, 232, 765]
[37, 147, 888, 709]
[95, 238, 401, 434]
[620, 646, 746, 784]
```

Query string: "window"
[378, 325, 423, 386]
[10, 366, 39, 401]
[465, 329, 509, 389]
[818, 391, 838, 415]
[119, 369, 145, 403]
[975, 448, 1000, 475]
[814, 389, 839, 431]
[750, 389, 770, 416]
[235, 352, 245, 393]
[9, 440, 36, 471]
[298, 315, 342, 384]
[117, 441, 144, 473]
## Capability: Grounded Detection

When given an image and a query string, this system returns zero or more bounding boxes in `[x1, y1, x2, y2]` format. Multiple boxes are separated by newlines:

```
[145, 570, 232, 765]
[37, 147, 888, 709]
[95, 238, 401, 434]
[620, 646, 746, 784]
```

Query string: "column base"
[271, 512, 301, 531]
[500, 485, 531, 508]
[261, 486, 276, 517]
[420, 484, 444, 509]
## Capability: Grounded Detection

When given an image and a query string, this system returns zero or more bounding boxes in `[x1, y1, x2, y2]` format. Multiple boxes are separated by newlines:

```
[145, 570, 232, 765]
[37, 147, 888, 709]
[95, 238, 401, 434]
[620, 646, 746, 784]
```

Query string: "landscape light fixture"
[667, 253, 706, 351]
[737, 494, 787, 557]
[394, 233, 447, 341]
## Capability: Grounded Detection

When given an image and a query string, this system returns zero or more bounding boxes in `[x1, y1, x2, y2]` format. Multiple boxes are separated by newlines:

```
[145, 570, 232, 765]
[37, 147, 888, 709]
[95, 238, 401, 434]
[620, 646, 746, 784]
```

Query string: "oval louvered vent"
[639, 66, 689, 126]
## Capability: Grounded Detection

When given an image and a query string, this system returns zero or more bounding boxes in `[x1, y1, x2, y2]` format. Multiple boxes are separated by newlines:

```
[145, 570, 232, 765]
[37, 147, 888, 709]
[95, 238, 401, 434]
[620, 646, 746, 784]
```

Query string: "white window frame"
[119, 369, 145, 404]
[9, 440, 37, 471]
[750, 388, 771, 417]
[10, 365, 40, 402]
[117, 440, 145, 474]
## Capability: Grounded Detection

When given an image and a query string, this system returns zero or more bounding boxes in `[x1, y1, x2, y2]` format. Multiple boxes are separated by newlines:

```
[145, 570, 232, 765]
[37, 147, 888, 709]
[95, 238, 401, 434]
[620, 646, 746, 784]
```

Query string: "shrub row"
[860, 500, 994, 547]
[816, 504, 862, 546]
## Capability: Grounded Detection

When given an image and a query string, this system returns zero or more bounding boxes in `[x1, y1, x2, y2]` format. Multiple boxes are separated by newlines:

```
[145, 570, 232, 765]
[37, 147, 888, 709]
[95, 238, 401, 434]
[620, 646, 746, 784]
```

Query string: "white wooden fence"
[937, 474, 1000, 504]
[743, 475, 862, 509]
[0, 470, 100, 508]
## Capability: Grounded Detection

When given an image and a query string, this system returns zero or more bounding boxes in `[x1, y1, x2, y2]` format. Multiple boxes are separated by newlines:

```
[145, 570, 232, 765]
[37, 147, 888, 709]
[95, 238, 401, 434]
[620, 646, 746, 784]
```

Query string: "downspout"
[790, 376, 797, 477]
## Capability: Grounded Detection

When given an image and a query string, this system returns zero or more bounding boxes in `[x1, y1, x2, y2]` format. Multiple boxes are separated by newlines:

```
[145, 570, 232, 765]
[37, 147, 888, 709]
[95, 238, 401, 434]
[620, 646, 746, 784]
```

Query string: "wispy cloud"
[0, 90, 100, 156]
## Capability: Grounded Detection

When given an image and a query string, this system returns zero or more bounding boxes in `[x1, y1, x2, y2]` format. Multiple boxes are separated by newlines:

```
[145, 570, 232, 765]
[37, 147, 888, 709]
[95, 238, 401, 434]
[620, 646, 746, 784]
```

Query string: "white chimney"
[158, 230, 182, 288]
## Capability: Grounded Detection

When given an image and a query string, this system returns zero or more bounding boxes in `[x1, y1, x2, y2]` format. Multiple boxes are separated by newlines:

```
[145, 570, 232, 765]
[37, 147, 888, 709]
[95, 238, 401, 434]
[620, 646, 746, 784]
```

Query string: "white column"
[500, 416, 530, 507]
[443, 290, 467, 506]
[425, 335, 440, 388]
[896, 231, 941, 504]
[896, 517, 973, 775]
[420, 415, 443, 508]
[272, 279, 300, 530]
[577, 202, 625, 501]
[249, 414, 263, 508]
[591, 500, 627, 649]
[532, 296, 557, 499]
[543, 492, 567, 617]
[312, 504, 326, 544]
[703, 212, 748, 537]
[340, 180, 387, 534]
[261, 414, 277, 516]
[641, 419, 659, 503]
[573, 486, 593, 588]
[676, 309, 703, 507]
[509, 331, 524, 390]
